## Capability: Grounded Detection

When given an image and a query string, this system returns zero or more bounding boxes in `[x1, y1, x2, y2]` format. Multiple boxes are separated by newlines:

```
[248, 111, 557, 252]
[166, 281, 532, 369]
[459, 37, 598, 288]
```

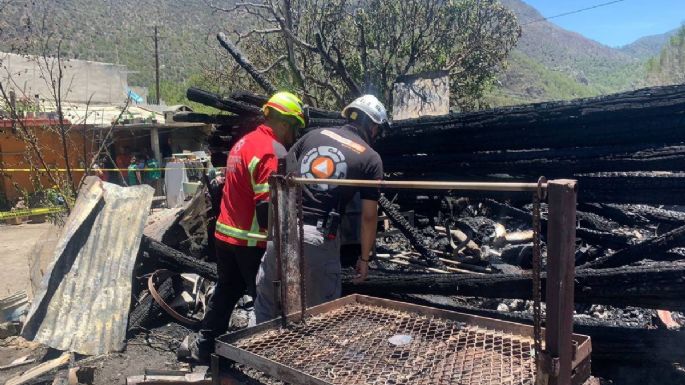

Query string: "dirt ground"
[0, 222, 56, 296]
[0, 325, 186, 385]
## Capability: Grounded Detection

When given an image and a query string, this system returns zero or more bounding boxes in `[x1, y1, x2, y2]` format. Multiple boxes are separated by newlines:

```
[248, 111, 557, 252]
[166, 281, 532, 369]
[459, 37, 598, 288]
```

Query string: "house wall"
[0, 52, 128, 105]
[0, 123, 96, 203]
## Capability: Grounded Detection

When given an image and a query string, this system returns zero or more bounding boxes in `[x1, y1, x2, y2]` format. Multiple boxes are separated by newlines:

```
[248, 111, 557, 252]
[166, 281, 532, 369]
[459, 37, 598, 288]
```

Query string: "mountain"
[645, 26, 685, 86]
[490, 0, 647, 105]
[620, 29, 679, 60]
[0, 0, 677, 108]
[0, 0, 225, 95]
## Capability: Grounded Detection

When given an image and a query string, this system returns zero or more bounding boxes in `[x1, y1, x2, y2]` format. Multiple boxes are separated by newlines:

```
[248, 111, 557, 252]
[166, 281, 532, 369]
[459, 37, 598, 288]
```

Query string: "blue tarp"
[127, 89, 144, 104]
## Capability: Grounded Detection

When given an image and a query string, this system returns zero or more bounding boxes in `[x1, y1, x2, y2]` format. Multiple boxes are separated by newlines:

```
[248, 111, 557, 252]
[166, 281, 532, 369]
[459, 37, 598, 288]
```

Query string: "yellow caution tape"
[0, 206, 66, 220]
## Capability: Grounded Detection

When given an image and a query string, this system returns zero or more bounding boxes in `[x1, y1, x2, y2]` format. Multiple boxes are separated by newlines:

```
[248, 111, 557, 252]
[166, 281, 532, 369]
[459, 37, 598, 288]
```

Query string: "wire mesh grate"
[230, 303, 536, 385]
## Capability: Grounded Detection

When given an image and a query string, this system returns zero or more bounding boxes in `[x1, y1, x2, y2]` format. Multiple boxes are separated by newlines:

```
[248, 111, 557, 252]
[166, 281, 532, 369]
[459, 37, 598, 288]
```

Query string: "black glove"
[255, 200, 269, 229]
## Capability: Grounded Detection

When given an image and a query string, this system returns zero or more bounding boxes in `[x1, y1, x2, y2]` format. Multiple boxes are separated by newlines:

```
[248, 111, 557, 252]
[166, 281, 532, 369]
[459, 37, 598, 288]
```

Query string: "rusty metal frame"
[215, 178, 587, 385]
[543, 180, 578, 385]
[268, 174, 306, 325]
[215, 294, 592, 385]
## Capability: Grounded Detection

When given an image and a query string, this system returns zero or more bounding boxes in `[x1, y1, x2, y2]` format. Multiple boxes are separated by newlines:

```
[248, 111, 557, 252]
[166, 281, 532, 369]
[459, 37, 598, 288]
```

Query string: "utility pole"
[151, 25, 163, 164]
[153, 25, 161, 105]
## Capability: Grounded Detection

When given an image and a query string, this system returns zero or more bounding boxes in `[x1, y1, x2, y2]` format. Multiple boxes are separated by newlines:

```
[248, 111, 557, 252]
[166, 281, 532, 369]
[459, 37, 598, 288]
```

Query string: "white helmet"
[341, 95, 389, 125]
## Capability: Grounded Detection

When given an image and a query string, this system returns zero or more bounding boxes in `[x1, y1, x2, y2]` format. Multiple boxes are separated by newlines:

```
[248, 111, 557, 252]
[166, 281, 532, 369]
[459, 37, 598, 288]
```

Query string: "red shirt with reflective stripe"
[215, 125, 286, 248]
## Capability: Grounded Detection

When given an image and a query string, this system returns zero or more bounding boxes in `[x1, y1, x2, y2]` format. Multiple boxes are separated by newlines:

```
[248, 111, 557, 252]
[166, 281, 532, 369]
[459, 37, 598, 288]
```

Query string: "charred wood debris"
[116, 83, 685, 380]
[115, 83, 684, 373]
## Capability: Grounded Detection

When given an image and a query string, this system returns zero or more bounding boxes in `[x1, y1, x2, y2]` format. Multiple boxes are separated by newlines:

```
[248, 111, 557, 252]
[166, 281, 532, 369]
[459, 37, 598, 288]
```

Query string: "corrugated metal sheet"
[22, 177, 154, 355]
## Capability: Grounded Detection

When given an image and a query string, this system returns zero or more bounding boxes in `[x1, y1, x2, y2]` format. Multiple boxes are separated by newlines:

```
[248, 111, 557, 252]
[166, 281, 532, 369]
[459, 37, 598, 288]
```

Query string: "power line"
[522, 0, 628, 26]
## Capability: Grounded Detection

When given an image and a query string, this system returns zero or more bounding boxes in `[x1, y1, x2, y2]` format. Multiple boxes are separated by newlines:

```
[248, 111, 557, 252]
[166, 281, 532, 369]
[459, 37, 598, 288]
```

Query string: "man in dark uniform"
[254, 95, 388, 323]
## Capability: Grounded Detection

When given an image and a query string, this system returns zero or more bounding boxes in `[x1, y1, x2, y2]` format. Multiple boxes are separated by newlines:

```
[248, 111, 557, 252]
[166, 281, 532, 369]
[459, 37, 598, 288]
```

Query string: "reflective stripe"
[248, 156, 260, 190]
[248, 156, 260, 176]
[248, 156, 270, 195]
[216, 220, 267, 241]
[247, 212, 261, 247]
[265, 101, 304, 118]
[215, 155, 269, 245]
[253, 183, 269, 193]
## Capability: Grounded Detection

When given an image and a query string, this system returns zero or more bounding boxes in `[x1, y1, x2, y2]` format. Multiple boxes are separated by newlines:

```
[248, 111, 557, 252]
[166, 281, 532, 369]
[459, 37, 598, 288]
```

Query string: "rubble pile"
[174, 83, 685, 382]
[3, 84, 685, 385]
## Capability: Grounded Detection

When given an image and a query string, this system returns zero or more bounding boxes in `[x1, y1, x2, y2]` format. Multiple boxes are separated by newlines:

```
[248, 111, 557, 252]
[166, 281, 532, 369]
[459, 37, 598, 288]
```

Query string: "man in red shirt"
[183, 92, 306, 362]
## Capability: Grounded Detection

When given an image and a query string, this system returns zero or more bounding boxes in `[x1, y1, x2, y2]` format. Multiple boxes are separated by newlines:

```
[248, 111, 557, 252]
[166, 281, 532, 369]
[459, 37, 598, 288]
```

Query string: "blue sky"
[523, 0, 684, 47]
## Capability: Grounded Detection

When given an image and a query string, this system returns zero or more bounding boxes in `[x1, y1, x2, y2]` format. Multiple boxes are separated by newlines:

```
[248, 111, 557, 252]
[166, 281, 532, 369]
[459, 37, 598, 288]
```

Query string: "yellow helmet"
[262, 91, 306, 129]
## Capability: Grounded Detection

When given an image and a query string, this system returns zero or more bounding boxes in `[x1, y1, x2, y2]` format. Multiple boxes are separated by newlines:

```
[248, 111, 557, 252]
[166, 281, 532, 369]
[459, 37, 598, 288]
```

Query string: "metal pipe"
[290, 177, 546, 192]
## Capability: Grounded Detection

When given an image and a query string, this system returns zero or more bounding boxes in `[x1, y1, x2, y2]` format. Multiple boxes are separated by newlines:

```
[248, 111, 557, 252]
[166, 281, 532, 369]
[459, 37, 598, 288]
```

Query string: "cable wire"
[522, 0, 628, 26]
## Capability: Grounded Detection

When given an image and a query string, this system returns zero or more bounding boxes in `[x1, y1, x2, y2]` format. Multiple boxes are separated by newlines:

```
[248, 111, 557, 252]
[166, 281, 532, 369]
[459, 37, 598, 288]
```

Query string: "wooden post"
[150, 126, 162, 163]
[544, 179, 577, 385]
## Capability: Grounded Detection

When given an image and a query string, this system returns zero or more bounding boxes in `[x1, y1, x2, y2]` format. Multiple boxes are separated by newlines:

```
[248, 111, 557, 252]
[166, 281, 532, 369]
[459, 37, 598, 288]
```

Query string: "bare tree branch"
[306, 75, 344, 106]
[0, 81, 68, 208]
[258, 55, 287, 74]
[85, 98, 132, 189]
[206, 1, 270, 14]
[315, 32, 361, 97]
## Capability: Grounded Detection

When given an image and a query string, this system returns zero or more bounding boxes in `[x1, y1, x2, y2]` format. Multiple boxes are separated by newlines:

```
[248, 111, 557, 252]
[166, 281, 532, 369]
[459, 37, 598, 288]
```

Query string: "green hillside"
[0, 0, 225, 96]
[485, 51, 601, 106]
[0, 0, 677, 109]
[646, 26, 685, 86]
[489, 0, 648, 105]
[620, 29, 679, 60]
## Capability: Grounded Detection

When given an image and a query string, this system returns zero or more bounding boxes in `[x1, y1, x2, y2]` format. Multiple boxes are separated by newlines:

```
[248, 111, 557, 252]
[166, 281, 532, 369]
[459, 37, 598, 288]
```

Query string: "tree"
[0, 2, 131, 211]
[208, 0, 521, 110]
[646, 25, 685, 86]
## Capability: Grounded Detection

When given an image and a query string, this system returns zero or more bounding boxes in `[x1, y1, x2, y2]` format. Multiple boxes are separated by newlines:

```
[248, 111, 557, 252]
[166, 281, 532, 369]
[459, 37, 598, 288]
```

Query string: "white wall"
[0, 52, 129, 104]
[392, 72, 450, 121]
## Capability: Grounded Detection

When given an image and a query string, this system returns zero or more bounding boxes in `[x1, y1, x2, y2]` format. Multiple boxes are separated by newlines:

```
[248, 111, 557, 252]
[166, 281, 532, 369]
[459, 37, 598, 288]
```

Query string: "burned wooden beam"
[343, 264, 685, 311]
[186, 87, 261, 116]
[139, 236, 218, 281]
[217, 33, 277, 95]
[382, 145, 685, 176]
[618, 204, 685, 225]
[578, 202, 650, 227]
[127, 276, 178, 334]
[230, 91, 344, 121]
[578, 172, 685, 205]
[378, 195, 444, 267]
[173, 112, 259, 126]
[388, 172, 685, 205]
[378, 84, 685, 155]
[583, 224, 685, 269]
